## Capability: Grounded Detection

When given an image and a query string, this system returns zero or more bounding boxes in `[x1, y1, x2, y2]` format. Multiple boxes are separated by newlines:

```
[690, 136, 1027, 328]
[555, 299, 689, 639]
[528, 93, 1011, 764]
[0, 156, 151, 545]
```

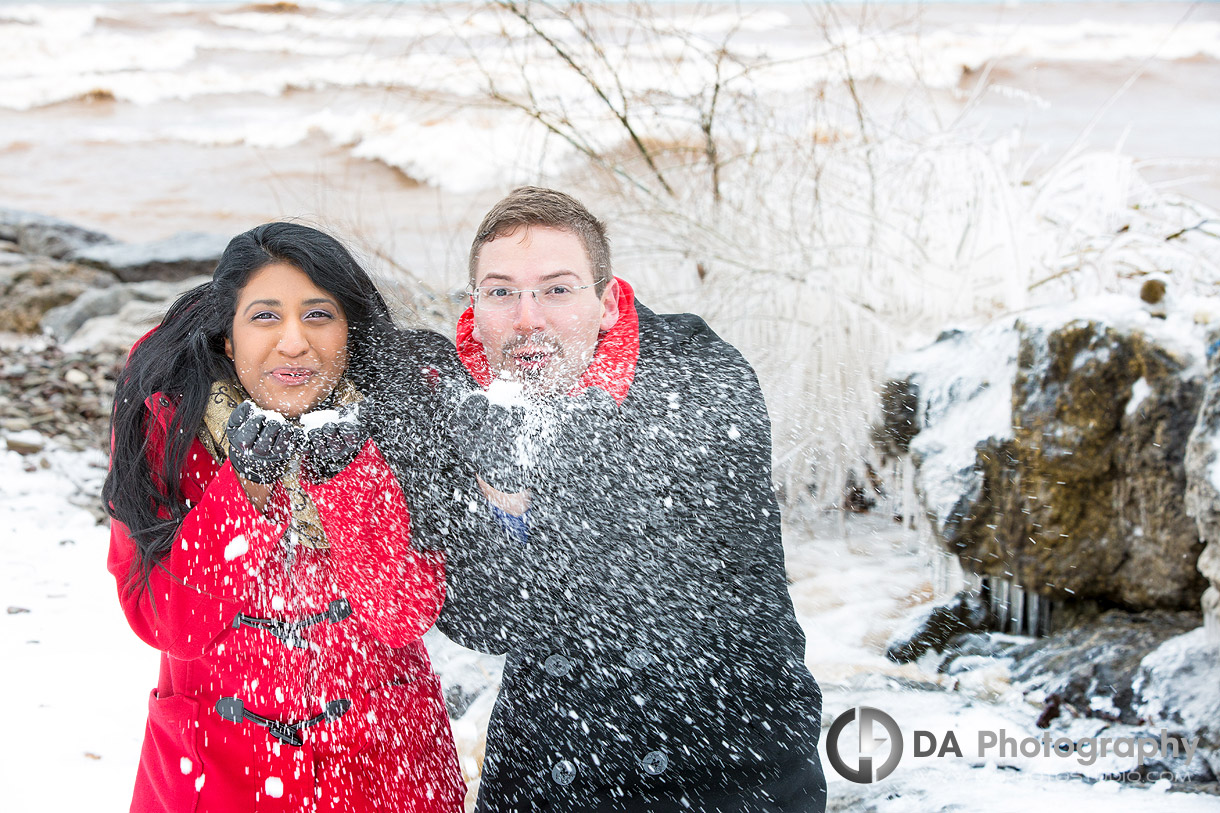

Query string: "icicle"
[1027, 591, 1041, 638]
[1011, 584, 1026, 636]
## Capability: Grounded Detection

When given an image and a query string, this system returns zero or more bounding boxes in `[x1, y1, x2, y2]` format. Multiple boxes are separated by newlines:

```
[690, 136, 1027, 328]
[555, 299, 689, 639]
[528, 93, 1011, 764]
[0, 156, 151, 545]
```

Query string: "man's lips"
[269, 367, 316, 386]
[509, 349, 554, 370]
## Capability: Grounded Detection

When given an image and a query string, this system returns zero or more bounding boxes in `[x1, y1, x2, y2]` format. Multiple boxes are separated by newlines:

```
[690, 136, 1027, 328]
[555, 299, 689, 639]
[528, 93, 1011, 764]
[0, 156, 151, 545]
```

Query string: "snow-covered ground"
[4, 440, 1216, 811]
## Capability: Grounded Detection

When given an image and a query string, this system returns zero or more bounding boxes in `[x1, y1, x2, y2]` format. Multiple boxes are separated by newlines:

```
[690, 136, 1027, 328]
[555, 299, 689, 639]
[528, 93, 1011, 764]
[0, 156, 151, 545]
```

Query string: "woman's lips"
[270, 367, 315, 386]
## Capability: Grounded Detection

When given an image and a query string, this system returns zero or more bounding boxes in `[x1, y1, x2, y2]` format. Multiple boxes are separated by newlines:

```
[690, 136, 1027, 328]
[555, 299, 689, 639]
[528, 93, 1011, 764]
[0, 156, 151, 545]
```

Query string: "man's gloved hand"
[225, 401, 303, 484]
[302, 402, 367, 482]
[448, 391, 533, 494]
[537, 387, 622, 499]
[548, 387, 620, 465]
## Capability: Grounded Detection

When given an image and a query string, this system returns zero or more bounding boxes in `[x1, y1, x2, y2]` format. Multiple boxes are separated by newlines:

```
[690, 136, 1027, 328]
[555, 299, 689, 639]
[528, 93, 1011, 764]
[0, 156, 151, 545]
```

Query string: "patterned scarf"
[198, 379, 363, 551]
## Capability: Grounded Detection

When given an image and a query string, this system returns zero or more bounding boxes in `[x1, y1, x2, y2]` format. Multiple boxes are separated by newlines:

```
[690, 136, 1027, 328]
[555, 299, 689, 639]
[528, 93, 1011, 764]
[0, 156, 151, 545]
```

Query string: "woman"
[104, 222, 467, 812]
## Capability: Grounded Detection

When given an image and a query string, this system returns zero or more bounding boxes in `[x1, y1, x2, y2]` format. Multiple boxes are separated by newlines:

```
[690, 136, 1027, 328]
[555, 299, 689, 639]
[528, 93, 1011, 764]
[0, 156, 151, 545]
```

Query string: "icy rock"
[937, 631, 1025, 673]
[1005, 608, 1200, 726]
[886, 298, 1209, 611]
[875, 376, 920, 455]
[72, 231, 229, 283]
[1134, 626, 1220, 780]
[1183, 326, 1220, 644]
[885, 589, 990, 663]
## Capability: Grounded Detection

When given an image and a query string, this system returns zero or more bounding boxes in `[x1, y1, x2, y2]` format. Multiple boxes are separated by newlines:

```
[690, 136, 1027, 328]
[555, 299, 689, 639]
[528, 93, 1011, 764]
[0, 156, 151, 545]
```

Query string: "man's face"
[472, 225, 619, 396]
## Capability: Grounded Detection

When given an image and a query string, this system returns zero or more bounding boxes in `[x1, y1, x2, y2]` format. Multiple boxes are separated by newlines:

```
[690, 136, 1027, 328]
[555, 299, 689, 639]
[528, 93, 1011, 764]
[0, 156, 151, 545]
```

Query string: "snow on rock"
[1185, 327, 1220, 645]
[885, 318, 1019, 530]
[1135, 626, 1220, 778]
[1125, 377, 1151, 416]
[885, 294, 1210, 610]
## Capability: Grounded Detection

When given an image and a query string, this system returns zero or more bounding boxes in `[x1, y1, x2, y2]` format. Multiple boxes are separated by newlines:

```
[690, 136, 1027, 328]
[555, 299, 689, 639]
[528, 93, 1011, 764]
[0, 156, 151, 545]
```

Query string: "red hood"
[455, 277, 639, 404]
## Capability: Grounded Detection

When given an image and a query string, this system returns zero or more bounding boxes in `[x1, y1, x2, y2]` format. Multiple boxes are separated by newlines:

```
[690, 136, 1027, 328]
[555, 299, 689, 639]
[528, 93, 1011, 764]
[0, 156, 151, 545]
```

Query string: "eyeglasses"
[470, 280, 604, 310]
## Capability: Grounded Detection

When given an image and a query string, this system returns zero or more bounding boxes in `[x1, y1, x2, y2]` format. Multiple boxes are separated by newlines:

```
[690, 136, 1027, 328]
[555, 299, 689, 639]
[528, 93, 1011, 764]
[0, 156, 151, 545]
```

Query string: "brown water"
[1, 0, 1216, 271]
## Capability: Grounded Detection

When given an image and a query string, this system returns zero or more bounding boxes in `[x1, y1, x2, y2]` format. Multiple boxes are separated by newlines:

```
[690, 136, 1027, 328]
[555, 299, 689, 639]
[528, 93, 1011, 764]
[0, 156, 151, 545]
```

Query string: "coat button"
[640, 750, 669, 776]
[551, 759, 577, 786]
[626, 648, 653, 669]
[543, 654, 572, 677]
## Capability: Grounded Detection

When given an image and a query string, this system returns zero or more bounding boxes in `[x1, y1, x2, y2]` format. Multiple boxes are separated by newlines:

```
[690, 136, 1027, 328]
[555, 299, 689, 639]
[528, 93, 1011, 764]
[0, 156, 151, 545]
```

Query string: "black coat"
[435, 305, 824, 812]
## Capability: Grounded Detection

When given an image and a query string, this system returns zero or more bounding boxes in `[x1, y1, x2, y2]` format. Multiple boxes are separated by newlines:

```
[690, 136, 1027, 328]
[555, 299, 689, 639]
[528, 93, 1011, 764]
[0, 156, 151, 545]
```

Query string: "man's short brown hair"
[468, 187, 611, 296]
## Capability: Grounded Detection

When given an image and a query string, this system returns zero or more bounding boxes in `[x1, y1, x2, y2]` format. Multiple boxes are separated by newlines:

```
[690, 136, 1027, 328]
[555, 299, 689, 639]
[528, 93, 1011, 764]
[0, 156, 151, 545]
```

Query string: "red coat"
[109, 394, 466, 812]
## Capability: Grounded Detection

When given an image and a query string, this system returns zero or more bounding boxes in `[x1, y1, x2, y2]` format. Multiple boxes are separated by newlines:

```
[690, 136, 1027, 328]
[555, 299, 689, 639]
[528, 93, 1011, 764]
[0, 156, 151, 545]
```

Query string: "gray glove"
[448, 391, 533, 493]
[225, 402, 302, 484]
[302, 403, 367, 482]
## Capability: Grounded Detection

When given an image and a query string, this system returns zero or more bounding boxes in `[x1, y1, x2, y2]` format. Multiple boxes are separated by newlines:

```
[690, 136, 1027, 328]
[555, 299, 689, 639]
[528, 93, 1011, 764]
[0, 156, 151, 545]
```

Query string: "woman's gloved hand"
[225, 401, 302, 484]
[302, 403, 367, 482]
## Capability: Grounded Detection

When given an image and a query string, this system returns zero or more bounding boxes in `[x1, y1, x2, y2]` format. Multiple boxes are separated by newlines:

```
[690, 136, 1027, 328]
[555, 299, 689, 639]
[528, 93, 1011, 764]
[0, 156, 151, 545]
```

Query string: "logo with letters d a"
[826, 706, 904, 783]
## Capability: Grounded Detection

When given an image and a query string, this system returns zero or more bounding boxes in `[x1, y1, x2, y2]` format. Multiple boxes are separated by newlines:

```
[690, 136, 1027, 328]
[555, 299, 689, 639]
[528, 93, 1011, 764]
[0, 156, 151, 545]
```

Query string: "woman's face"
[224, 262, 349, 419]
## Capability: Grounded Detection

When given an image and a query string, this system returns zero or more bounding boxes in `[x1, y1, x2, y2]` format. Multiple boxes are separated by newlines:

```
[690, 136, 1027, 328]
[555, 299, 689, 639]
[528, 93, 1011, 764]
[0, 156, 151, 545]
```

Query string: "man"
[438, 187, 826, 812]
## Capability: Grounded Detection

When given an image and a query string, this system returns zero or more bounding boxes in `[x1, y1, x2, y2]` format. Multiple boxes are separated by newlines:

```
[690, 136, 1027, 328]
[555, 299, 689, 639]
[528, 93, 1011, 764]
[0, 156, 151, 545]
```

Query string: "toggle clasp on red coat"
[230, 598, 353, 649]
[214, 696, 352, 747]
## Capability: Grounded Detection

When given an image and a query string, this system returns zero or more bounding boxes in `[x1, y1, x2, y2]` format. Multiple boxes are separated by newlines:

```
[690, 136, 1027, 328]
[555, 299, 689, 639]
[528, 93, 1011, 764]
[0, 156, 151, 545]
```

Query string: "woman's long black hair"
[103, 222, 397, 590]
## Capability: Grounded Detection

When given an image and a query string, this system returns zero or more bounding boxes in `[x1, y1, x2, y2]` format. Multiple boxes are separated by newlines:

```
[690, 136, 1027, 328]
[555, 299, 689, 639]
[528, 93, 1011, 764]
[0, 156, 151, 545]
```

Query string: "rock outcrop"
[0, 207, 115, 259]
[71, 232, 229, 282]
[886, 298, 1210, 612]
[1184, 332, 1220, 642]
[1, 255, 116, 333]
[41, 274, 211, 350]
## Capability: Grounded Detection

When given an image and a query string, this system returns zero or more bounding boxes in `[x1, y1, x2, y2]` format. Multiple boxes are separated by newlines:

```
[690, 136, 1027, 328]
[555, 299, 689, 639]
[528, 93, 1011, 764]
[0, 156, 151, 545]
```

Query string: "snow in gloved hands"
[301, 402, 366, 481]
[448, 375, 619, 494]
[225, 401, 302, 484]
